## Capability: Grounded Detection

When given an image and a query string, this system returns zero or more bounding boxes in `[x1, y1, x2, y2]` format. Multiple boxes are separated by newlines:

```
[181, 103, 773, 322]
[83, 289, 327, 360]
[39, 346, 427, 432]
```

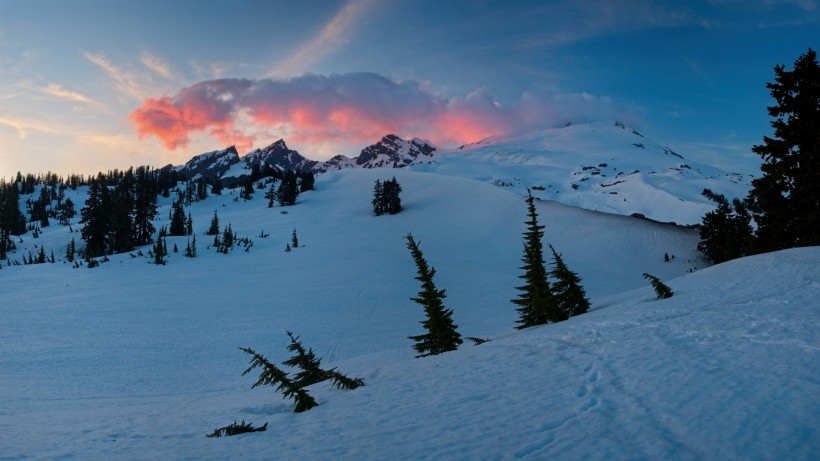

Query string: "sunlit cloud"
[140, 51, 176, 80]
[130, 72, 630, 155]
[42, 83, 96, 104]
[271, 0, 377, 76]
[83, 51, 145, 99]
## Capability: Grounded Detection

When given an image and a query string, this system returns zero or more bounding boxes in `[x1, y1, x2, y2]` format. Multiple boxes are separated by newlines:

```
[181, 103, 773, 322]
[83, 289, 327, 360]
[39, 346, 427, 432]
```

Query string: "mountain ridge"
[174, 121, 755, 225]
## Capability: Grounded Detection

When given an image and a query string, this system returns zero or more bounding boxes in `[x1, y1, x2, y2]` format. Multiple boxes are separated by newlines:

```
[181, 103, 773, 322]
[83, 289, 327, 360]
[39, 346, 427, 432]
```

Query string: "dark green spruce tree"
[79, 177, 110, 258]
[548, 244, 590, 318]
[169, 199, 187, 236]
[513, 190, 561, 329]
[207, 211, 219, 236]
[697, 190, 753, 264]
[372, 179, 383, 216]
[405, 233, 462, 357]
[747, 48, 820, 251]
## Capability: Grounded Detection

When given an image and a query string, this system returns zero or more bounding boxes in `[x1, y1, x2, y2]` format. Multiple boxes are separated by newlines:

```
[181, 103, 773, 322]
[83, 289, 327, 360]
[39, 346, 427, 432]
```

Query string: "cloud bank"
[130, 72, 628, 154]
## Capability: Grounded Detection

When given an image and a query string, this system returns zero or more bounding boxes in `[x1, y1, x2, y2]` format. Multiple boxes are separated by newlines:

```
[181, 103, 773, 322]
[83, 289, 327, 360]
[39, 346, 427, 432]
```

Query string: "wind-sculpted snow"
[1, 169, 813, 460]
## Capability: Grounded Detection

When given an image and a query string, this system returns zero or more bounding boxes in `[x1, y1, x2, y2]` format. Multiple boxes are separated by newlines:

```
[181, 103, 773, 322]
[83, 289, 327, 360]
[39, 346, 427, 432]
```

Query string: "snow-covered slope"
[412, 121, 754, 225]
[2, 170, 813, 460]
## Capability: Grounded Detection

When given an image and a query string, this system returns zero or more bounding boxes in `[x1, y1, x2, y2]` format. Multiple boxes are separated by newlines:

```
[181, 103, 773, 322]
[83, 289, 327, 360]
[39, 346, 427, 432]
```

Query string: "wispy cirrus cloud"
[42, 83, 96, 104]
[0, 115, 62, 139]
[129, 72, 628, 154]
[271, 0, 378, 76]
[140, 51, 176, 80]
[83, 51, 146, 100]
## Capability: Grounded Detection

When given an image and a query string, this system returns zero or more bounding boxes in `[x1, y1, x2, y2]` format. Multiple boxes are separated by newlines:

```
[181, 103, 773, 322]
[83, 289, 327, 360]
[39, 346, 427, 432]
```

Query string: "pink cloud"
[129, 72, 628, 154]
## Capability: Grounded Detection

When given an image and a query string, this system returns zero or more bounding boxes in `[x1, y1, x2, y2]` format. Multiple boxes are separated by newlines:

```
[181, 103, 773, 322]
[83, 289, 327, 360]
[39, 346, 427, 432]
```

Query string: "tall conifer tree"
[405, 233, 462, 357]
[548, 244, 590, 318]
[747, 48, 820, 251]
[513, 190, 561, 329]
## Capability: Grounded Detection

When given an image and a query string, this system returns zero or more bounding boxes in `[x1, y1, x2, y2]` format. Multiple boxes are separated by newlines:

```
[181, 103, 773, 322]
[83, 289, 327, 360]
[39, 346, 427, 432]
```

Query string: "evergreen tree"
[277, 171, 300, 206]
[372, 177, 403, 215]
[240, 347, 318, 413]
[383, 177, 402, 214]
[282, 331, 326, 388]
[281, 331, 364, 390]
[220, 223, 234, 252]
[643, 273, 673, 299]
[132, 166, 158, 246]
[153, 237, 166, 265]
[265, 180, 277, 208]
[697, 190, 753, 264]
[169, 200, 187, 236]
[107, 175, 135, 254]
[211, 177, 223, 196]
[405, 233, 462, 357]
[299, 171, 315, 192]
[291, 228, 299, 248]
[0, 180, 25, 259]
[58, 196, 76, 225]
[79, 178, 110, 258]
[207, 211, 220, 236]
[548, 244, 590, 318]
[65, 237, 76, 262]
[186, 212, 194, 236]
[513, 190, 561, 329]
[372, 179, 383, 216]
[240, 177, 254, 200]
[747, 48, 820, 251]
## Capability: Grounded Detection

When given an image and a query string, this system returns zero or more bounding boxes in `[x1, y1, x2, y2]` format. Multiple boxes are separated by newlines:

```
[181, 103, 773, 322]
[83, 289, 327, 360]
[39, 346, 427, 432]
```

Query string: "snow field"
[1, 168, 815, 460]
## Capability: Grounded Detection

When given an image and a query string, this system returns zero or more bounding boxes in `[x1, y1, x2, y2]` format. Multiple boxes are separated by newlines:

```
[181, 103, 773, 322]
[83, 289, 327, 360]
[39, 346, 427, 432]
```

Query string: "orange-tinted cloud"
[130, 72, 625, 154]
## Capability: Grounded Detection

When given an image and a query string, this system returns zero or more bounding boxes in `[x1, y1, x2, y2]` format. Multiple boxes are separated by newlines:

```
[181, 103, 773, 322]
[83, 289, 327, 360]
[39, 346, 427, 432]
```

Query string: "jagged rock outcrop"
[244, 140, 318, 173]
[177, 146, 241, 180]
[355, 134, 436, 168]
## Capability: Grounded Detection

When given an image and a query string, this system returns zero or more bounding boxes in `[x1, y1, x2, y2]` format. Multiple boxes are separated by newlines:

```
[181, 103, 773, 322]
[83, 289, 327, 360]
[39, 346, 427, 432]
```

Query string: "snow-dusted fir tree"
[548, 244, 590, 318]
[405, 233, 462, 357]
[513, 190, 561, 329]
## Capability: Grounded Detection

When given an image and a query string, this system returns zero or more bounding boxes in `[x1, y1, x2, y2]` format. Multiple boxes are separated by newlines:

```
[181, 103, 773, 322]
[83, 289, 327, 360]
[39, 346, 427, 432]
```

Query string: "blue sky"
[0, 0, 817, 176]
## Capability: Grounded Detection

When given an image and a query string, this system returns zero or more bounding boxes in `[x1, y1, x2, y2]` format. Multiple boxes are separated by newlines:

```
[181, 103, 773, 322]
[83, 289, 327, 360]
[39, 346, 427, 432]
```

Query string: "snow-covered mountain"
[1, 168, 816, 460]
[243, 139, 318, 173]
[176, 121, 754, 225]
[413, 121, 754, 225]
[353, 134, 436, 168]
[177, 145, 241, 180]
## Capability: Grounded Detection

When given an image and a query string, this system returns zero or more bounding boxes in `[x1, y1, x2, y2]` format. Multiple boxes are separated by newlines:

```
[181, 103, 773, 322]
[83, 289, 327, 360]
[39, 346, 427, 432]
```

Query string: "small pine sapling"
[642, 273, 673, 299]
[239, 347, 318, 413]
[206, 420, 267, 438]
[283, 331, 325, 388]
[283, 331, 364, 390]
[466, 336, 492, 345]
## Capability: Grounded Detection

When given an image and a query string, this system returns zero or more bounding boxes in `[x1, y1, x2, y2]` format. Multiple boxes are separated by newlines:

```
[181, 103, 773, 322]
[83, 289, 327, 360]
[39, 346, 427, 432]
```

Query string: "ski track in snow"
[0, 169, 817, 460]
